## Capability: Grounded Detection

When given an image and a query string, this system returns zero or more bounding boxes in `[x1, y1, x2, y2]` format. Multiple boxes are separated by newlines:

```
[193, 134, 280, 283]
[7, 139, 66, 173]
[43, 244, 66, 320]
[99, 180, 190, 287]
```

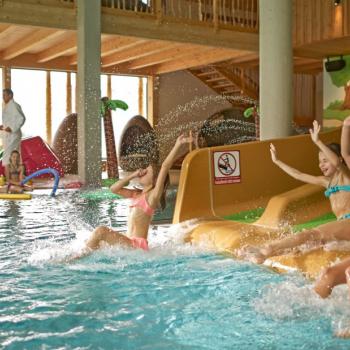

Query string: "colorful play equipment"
[21, 136, 64, 178]
[0, 193, 32, 200]
[0, 136, 64, 177]
[52, 113, 78, 174]
[174, 126, 349, 279]
[21, 168, 60, 197]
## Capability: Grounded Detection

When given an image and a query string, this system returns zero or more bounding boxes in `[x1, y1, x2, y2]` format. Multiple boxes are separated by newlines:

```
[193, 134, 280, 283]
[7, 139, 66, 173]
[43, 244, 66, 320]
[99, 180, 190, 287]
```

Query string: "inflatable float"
[0, 193, 32, 200]
[174, 127, 350, 279]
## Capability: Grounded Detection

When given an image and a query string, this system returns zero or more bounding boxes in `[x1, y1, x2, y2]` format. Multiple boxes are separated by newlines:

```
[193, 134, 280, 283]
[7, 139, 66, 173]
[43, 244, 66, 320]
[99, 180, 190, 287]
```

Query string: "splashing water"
[253, 275, 350, 337]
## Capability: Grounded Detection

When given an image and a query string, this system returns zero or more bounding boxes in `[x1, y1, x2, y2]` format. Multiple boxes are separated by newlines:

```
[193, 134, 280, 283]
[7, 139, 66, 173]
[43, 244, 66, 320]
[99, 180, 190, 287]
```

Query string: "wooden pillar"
[147, 75, 159, 127]
[138, 77, 144, 116]
[46, 71, 52, 144]
[66, 72, 72, 115]
[155, 0, 162, 22]
[259, 0, 293, 139]
[2, 67, 11, 90]
[77, 0, 101, 186]
[107, 74, 112, 99]
[213, 0, 219, 30]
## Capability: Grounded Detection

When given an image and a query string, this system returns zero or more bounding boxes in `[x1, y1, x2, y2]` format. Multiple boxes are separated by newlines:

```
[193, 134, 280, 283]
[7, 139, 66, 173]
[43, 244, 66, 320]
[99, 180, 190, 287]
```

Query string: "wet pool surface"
[1, 190, 350, 349]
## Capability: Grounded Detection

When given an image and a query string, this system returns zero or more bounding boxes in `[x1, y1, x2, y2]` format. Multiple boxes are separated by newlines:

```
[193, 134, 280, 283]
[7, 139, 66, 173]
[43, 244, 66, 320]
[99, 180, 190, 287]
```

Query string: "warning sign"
[213, 150, 241, 185]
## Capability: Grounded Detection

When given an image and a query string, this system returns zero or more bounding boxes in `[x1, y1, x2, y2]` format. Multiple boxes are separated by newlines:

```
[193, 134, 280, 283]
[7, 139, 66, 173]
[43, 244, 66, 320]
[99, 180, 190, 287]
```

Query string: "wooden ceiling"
[0, 23, 326, 76]
[0, 0, 349, 76]
[0, 23, 254, 76]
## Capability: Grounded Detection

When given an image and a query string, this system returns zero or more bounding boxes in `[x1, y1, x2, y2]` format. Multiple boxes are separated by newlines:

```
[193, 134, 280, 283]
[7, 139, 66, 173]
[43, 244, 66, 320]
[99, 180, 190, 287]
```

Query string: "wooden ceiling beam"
[102, 41, 173, 67]
[2, 28, 65, 60]
[37, 35, 76, 62]
[102, 12, 259, 52]
[0, 53, 73, 71]
[0, 25, 16, 42]
[68, 36, 146, 65]
[101, 36, 145, 57]
[0, 1, 76, 30]
[0, 53, 152, 76]
[153, 49, 244, 74]
[126, 44, 202, 70]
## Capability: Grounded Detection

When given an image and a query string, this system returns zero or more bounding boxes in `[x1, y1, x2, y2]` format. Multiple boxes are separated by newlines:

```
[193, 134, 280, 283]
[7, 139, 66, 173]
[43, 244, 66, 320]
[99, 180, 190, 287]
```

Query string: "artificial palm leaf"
[100, 99, 129, 116]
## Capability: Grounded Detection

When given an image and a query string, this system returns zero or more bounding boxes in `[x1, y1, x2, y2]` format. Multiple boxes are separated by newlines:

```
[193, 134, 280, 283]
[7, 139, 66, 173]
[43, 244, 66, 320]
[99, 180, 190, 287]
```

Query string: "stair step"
[196, 70, 217, 77]
[213, 82, 235, 88]
[206, 77, 227, 82]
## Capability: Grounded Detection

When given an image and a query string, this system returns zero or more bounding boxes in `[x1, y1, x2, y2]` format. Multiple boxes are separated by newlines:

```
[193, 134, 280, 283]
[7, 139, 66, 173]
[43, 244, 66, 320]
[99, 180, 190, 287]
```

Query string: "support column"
[66, 72, 72, 115]
[147, 75, 159, 127]
[107, 74, 112, 99]
[138, 77, 144, 116]
[46, 71, 52, 144]
[2, 67, 11, 89]
[259, 0, 293, 140]
[77, 0, 101, 186]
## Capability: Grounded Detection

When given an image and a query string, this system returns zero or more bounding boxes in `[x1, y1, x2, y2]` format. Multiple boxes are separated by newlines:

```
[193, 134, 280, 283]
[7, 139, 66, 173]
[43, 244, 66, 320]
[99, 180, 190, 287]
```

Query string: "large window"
[11, 69, 46, 140]
[4, 69, 148, 159]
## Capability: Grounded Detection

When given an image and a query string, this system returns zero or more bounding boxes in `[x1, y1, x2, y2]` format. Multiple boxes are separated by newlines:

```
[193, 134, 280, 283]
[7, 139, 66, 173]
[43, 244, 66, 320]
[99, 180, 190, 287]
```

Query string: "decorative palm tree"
[100, 97, 128, 179]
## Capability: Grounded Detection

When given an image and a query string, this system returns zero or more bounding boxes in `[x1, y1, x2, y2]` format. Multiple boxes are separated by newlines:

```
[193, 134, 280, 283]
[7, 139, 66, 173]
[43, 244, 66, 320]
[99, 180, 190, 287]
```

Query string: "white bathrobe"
[1, 99, 26, 165]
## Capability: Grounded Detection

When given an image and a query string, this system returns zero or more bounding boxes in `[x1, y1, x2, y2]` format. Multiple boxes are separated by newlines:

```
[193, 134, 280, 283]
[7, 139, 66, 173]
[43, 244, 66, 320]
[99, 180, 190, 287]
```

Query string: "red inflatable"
[20, 136, 64, 178]
[0, 136, 64, 178]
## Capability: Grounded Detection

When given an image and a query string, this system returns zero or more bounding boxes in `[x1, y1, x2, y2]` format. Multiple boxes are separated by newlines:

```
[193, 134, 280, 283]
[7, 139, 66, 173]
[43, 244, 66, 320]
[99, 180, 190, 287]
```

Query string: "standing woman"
[1, 89, 26, 166]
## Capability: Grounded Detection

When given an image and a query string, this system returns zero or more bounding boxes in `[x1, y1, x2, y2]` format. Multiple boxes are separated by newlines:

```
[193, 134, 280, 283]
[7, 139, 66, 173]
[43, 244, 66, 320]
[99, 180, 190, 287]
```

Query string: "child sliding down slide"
[79, 134, 193, 256]
[237, 121, 350, 270]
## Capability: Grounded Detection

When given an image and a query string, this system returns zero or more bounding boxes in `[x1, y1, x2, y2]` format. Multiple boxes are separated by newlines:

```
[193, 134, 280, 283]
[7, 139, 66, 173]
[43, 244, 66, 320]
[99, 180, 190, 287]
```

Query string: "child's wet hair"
[326, 143, 341, 157]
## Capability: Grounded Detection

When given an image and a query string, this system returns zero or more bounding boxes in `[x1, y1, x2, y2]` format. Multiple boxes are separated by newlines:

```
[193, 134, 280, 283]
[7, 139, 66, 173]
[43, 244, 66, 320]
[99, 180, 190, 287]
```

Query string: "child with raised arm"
[313, 116, 350, 301]
[82, 134, 193, 253]
[237, 120, 350, 265]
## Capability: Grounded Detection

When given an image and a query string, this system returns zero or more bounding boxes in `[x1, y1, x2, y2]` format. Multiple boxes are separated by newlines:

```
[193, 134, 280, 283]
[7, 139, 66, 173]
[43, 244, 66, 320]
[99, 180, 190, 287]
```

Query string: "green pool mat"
[102, 178, 119, 187]
[223, 207, 265, 223]
[80, 189, 123, 200]
[224, 208, 337, 232]
[292, 212, 337, 232]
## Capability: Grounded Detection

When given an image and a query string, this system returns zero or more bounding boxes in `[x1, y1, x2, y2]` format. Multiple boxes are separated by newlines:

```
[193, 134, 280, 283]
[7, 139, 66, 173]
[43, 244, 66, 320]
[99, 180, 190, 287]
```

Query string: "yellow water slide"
[174, 127, 350, 278]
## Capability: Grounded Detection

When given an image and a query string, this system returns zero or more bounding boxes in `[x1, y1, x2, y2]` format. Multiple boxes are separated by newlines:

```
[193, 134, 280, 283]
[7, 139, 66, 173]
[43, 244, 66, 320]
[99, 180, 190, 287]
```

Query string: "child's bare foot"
[335, 327, 350, 338]
[236, 245, 267, 264]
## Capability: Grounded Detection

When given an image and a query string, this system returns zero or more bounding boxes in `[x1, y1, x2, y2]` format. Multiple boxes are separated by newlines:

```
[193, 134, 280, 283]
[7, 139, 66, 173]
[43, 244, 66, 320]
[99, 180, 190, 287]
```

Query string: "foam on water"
[253, 275, 350, 336]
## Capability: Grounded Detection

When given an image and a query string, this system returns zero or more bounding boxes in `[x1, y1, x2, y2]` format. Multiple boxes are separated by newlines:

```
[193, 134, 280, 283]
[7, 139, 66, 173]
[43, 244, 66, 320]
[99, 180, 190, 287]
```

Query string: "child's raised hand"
[175, 133, 194, 147]
[309, 120, 321, 144]
[270, 143, 278, 163]
[131, 168, 147, 179]
[344, 116, 350, 127]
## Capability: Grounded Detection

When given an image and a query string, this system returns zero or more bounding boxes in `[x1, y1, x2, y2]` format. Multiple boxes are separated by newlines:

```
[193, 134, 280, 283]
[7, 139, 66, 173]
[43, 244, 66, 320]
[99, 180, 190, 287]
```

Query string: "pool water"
[1, 191, 350, 349]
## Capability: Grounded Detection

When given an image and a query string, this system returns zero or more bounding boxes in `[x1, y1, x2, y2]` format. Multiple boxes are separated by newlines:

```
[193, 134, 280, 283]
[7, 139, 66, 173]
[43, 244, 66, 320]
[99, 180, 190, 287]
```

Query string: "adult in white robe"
[1, 89, 26, 166]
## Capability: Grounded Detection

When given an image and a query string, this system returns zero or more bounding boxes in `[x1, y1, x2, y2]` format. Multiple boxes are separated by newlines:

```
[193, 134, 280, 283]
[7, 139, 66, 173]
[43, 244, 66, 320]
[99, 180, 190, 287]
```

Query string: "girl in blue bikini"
[313, 116, 350, 306]
[83, 134, 193, 253]
[238, 120, 350, 267]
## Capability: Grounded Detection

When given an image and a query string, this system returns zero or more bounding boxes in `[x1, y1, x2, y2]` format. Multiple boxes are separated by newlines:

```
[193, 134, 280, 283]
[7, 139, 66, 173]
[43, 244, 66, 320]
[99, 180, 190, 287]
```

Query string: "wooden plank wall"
[293, 0, 350, 46]
[294, 73, 323, 127]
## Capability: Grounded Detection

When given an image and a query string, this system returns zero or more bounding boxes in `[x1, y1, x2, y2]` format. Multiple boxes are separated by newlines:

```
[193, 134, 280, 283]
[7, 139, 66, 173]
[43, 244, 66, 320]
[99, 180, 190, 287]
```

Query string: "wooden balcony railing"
[60, 0, 259, 32]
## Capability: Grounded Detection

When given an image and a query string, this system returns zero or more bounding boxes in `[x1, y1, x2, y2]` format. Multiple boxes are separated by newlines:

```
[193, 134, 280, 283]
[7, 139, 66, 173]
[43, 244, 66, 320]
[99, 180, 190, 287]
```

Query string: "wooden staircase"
[188, 64, 259, 105]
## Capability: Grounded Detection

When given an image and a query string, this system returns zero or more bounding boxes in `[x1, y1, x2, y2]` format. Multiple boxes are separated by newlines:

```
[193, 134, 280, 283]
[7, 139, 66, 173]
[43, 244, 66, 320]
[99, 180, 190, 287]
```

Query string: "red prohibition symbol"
[217, 153, 236, 176]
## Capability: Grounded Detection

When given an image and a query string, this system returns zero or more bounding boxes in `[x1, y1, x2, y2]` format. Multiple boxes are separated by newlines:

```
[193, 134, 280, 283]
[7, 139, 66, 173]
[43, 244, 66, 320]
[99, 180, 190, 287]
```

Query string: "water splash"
[252, 275, 350, 336]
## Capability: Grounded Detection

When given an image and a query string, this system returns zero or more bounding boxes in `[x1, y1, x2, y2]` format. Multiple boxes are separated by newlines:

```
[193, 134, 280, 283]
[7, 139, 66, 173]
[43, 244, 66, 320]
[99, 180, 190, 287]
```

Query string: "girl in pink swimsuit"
[83, 134, 193, 253]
